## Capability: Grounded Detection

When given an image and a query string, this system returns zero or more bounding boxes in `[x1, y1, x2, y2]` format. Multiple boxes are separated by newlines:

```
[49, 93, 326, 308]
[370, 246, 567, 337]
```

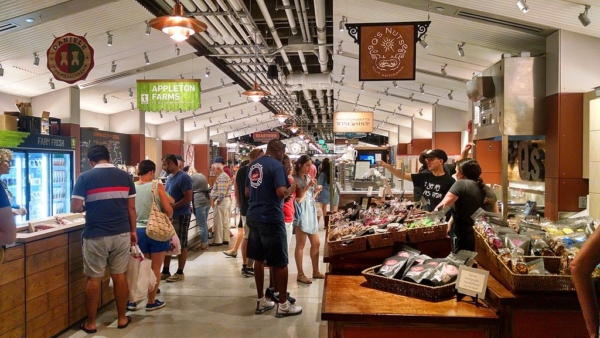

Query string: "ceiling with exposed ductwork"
[0, 0, 598, 143]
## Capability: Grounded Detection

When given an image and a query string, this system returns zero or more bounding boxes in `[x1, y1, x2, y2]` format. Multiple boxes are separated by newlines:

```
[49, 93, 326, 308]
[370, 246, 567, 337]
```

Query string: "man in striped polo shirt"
[71, 145, 137, 333]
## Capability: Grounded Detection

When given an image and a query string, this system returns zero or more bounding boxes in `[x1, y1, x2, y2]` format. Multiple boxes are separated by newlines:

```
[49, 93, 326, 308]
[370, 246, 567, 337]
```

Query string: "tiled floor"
[58, 220, 329, 338]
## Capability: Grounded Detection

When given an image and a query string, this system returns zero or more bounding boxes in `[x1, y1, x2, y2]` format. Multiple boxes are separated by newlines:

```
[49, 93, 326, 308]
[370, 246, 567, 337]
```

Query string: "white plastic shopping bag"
[165, 234, 181, 256]
[125, 245, 156, 303]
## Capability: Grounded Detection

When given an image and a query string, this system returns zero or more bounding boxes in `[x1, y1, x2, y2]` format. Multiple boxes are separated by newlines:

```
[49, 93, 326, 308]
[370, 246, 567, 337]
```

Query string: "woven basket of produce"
[361, 265, 455, 302]
[406, 220, 448, 243]
[367, 229, 408, 249]
[328, 236, 368, 256]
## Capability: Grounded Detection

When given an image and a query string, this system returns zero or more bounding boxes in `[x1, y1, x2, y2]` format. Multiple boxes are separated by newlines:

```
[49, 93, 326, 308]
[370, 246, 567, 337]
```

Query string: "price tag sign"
[456, 266, 489, 299]
[375, 153, 382, 162]
[378, 187, 385, 197]
[367, 186, 373, 197]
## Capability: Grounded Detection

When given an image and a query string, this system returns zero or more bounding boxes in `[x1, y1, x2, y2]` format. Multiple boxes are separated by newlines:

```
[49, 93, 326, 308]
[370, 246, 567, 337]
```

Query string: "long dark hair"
[294, 154, 311, 176]
[318, 158, 331, 184]
[456, 159, 489, 205]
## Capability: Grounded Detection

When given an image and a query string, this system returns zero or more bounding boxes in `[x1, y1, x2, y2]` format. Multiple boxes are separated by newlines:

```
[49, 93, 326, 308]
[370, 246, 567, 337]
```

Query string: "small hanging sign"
[346, 21, 430, 81]
[47, 33, 95, 84]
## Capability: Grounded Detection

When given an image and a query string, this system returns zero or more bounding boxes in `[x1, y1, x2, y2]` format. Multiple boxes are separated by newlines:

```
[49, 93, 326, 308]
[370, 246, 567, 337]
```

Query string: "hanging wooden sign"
[346, 21, 430, 81]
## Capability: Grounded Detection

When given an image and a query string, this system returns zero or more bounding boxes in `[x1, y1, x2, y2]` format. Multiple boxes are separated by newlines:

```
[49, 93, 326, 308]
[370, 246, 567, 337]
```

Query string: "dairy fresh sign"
[333, 112, 374, 133]
[137, 79, 201, 112]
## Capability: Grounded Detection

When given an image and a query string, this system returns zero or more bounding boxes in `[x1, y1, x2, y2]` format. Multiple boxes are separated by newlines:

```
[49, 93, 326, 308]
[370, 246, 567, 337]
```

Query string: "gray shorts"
[82, 233, 131, 278]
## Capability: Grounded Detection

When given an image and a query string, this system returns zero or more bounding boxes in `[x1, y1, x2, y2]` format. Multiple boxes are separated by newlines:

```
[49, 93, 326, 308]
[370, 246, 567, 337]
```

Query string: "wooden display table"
[321, 274, 500, 338]
[324, 238, 452, 275]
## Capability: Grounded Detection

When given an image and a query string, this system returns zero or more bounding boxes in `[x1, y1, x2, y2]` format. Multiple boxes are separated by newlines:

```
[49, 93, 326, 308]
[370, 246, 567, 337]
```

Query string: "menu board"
[80, 128, 130, 172]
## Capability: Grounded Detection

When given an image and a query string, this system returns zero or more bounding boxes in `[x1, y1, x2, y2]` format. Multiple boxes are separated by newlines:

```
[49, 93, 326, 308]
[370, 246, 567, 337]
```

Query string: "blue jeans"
[195, 205, 211, 245]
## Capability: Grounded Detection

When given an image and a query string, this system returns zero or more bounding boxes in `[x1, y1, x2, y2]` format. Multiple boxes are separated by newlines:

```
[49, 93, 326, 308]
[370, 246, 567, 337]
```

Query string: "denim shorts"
[82, 232, 130, 278]
[246, 220, 288, 267]
[137, 227, 170, 254]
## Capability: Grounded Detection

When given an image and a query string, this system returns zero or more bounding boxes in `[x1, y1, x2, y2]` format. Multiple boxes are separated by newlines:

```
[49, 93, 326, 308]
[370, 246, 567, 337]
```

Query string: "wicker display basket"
[406, 223, 448, 243]
[366, 229, 408, 249]
[474, 231, 503, 271]
[327, 235, 368, 256]
[361, 265, 456, 302]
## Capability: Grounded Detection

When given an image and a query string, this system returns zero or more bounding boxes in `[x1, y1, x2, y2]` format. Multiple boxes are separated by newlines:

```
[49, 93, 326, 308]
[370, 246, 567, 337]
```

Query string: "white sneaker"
[276, 300, 302, 318]
[255, 297, 275, 314]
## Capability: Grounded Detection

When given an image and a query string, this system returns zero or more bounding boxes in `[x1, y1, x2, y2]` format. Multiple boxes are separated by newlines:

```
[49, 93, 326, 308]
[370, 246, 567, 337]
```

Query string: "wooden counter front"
[322, 274, 500, 338]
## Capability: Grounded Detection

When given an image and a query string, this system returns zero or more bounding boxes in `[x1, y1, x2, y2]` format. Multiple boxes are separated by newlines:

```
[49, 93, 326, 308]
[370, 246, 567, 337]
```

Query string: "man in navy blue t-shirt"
[71, 145, 136, 332]
[161, 154, 192, 283]
[246, 139, 301, 318]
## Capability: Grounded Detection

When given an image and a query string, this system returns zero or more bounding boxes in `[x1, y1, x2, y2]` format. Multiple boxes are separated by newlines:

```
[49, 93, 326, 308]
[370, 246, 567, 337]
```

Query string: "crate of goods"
[361, 265, 455, 302]
[49, 117, 61, 135]
[18, 115, 41, 133]
[367, 228, 407, 249]
[406, 219, 448, 243]
[327, 236, 367, 256]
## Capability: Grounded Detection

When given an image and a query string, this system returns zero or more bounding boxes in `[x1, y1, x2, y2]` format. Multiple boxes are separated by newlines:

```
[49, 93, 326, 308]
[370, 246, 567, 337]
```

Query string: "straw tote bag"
[146, 180, 175, 241]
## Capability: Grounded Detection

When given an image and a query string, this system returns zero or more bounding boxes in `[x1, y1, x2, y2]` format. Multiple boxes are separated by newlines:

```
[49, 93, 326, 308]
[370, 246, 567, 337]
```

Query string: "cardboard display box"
[0, 113, 18, 131]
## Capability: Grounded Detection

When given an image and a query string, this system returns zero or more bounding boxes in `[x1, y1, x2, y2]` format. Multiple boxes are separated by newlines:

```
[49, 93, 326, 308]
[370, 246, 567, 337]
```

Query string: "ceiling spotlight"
[341, 65, 346, 76]
[458, 42, 465, 57]
[448, 90, 453, 100]
[210, 107, 214, 114]
[107, 32, 113, 46]
[159, 111, 163, 118]
[441, 64, 447, 76]
[0, 64, 3, 77]
[579, 5, 591, 27]
[384, 88, 389, 96]
[205, 67, 210, 77]
[209, 117, 212, 123]
[419, 33, 429, 49]
[131, 102, 135, 111]
[360, 82, 364, 91]
[397, 104, 403, 112]
[111, 61, 116, 73]
[220, 78, 225, 87]
[174, 116, 179, 123]
[48, 78, 55, 90]
[418, 109, 423, 116]
[376, 99, 381, 106]
[420, 84, 425, 94]
[103, 94, 107, 104]
[33, 52, 39, 66]
[409, 93, 414, 101]
[517, 0, 529, 14]
[145, 20, 151, 35]
[144, 52, 150, 65]
[337, 40, 344, 55]
[433, 99, 439, 107]
[179, 108, 183, 114]
[339, 15, 347, 32]
[218, 96, 222, 104]
[128, 87, 133, 98]
[148, 2, 208, 42]
[175, 44, 180, 56]
[193, 121, 197, 127]
[393, 81, 398, 88]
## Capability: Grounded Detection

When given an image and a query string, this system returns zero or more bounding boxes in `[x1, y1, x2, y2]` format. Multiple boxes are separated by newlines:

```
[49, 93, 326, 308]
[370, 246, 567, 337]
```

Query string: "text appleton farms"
[150, 84, 197, 101]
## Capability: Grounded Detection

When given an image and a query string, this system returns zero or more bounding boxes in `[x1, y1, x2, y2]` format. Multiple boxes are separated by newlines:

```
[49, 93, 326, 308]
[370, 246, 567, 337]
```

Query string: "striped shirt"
[72, 163, 136, 239]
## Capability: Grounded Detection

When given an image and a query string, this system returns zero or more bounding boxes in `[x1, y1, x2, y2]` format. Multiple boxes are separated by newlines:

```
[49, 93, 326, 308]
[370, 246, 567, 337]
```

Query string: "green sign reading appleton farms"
[137, 79, 201, 112]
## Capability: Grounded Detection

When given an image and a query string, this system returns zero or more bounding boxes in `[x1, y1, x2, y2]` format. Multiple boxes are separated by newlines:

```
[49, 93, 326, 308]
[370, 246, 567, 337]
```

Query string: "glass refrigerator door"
[2, 152, 27, 223]
[28, 152, 50, 219]
[51, 153, 71, 215]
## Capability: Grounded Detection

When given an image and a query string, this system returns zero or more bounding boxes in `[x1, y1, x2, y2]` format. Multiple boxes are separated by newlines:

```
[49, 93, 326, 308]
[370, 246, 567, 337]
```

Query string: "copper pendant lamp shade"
[273, 109, 291, 123]
[243, 82, 270, 102]
[149, 2, 207, 42]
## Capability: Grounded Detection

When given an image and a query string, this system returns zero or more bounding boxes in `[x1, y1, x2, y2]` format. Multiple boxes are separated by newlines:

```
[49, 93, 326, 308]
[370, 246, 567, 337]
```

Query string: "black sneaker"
[265, 287, 296, 304]
[241, 267, 253, 277]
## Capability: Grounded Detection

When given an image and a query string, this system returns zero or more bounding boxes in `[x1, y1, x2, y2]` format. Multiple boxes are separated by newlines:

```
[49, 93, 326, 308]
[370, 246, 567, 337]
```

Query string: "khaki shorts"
[82, 232, 130, 278]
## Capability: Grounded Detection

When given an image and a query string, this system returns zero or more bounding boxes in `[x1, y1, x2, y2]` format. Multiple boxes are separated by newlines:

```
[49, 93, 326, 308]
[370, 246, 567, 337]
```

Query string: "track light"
[339, 15, 347, 32]
[179, 108, 182, 114]
[209, 117, 213, 123]
[458, 42, 465, 57]
[441, 64, 447, 76]
[409, 93, 414, 101]
[419, 33, 429, 49]
[128, 87, 133, 98]
[210, 107, 214, 114]
[376, 99, 381, 106]
[360, 82, 364, 91]
[341, 66, 345, 76]
[180, 74, 184, 79]
[418, 109, 423, 116]
[159, 111, 163, 118]
[175, 44, 180, 56]
[144, 52, 150, 65]
[48, 78, 55, 90]
[107, 32, 113, 46]
[193, 112, 197, 119]
[175, 116, 179, 123]
[448, 90, 453, 100]
[131, 102, 135, 111]
[393, 81, 398, 88]
[205, 67, 210, 77]
[220, 78, 225, 87]
[145, 20, 151, 35]
[0, 64, 3, 77]
[337, 40, 343, 55]
[111, 61, 116, 73]
[433, 99, 439, 107]
[579, 5, 591, 27]
[218, 96, 222, 104]
[384, 88, 389, 96]
[33, 52, 39, 66]
[103, 94, 107, 104]
[420, 84, 425, 94]
[517, 0, 529, 14]
[398, 104, 403, 112]
[193, 121, 197, 127]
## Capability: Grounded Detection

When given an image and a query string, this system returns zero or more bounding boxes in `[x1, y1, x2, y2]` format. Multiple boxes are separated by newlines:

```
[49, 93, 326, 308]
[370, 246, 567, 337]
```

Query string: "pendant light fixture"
[148, 1, 208, 42]
[273, 109, 291, 124]
[287, 121, 299, 133]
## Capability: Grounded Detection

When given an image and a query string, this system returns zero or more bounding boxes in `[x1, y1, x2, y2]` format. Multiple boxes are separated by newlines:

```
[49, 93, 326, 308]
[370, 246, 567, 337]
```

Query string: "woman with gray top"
[184, 166, 211, 251]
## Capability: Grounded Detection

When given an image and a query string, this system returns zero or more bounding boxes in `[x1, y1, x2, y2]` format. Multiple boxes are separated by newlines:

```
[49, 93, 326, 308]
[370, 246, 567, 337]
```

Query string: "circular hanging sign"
[47, 33, 95, 84]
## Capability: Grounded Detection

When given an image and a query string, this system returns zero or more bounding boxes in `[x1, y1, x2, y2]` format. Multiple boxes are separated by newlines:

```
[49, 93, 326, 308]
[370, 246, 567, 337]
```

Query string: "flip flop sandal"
[117, 316, 132, 329]
[297, 273, 312, 284]
[79, 322, 97, 334]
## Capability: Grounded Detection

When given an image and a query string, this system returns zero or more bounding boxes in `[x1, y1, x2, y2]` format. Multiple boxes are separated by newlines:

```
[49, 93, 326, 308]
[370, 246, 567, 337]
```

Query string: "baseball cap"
[418, 149, 431, 166]
[422, 149, 448, 163]
[175, 155, 184, 162]
[214, 156, 225, 164]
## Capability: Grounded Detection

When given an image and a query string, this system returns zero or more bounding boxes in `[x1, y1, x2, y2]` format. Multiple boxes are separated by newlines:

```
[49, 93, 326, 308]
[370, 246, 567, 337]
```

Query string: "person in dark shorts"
[161, 154, 192, 283]
[245, 139, 301, 317]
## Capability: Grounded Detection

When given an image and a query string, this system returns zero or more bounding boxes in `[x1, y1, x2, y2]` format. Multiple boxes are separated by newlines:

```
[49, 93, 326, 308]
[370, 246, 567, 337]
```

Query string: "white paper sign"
[375, 153, 382, 162]
[378, 187, 384, 197]
[367, 186, 373, 196]
[456, 266, 489, 299]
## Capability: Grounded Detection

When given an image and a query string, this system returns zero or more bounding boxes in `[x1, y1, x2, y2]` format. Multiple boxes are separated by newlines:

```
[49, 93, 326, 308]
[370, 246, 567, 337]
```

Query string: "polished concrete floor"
[59, 221, 329, 338]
